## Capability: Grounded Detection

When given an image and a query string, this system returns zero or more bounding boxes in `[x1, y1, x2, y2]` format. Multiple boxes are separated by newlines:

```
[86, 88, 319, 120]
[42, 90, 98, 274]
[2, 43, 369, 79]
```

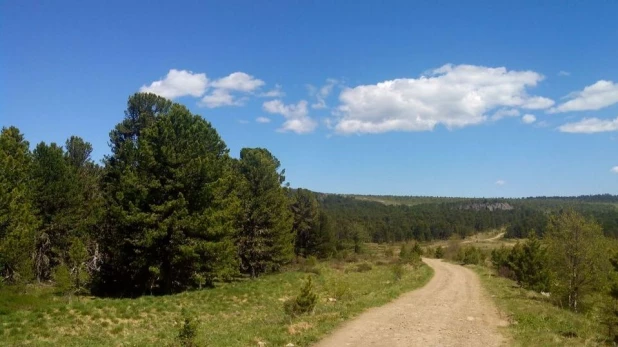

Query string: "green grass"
[0, 257, 433, 346]
[472, 265, 608, 346]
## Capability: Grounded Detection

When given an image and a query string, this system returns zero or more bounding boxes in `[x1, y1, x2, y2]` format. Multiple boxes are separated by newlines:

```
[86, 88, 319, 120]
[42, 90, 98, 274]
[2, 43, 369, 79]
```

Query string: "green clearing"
[472, 265, 607, 346]
[0, 256, 432, 346]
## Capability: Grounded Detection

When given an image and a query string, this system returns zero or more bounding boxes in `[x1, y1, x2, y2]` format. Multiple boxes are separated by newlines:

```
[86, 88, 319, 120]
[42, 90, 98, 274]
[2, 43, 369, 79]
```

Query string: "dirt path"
[462, 232, 506, 244]
[314, 258, 508, 347]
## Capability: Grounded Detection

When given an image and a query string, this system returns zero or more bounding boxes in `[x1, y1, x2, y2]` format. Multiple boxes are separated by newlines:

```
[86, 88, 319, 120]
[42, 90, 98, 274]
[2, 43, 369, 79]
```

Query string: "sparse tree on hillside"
[237, 148, 293, 277]
[545, 210, 610, 311]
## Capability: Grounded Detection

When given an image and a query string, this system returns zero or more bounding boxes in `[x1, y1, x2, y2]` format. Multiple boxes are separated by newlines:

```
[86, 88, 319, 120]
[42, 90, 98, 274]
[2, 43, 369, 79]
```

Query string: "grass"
[472, 265, 608, 346]
[0, 254, 432, 346]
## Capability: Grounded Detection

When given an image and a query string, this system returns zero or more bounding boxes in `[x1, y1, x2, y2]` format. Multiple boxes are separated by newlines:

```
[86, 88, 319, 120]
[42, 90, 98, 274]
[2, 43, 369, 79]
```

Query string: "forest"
[1, 92, 617, 299]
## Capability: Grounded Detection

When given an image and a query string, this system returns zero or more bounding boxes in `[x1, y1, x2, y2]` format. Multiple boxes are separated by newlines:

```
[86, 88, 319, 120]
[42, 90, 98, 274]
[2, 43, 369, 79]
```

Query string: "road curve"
[313, 258, 508, 347]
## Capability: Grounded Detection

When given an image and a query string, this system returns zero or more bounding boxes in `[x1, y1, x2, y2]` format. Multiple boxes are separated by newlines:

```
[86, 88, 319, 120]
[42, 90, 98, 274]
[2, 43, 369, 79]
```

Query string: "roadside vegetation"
[0, 245, 431, 346]
[425, 211, 618, 345]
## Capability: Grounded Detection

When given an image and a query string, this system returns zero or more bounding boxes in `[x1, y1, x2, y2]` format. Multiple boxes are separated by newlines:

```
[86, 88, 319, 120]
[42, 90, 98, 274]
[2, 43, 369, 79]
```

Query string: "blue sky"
[1, 1, 617, 197]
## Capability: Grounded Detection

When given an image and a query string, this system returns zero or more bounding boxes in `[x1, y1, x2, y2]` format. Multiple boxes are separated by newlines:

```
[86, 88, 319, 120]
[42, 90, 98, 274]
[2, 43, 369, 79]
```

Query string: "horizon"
[2, 1, 617, 197]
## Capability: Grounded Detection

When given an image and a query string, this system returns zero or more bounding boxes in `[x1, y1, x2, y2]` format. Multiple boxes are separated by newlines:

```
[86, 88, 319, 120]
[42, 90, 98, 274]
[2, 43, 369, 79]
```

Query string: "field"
[0, 252, 432, 346]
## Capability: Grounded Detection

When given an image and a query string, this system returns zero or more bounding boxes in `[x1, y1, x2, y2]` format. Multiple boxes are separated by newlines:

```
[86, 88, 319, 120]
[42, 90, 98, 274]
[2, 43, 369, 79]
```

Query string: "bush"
[399, 243, 421, 265]
[391, 263, 405, 281]
[332, 281, 350, 300]
[434, 246, 444, 259]
[384, 247, 394, 258]
[284, 276, 318, 317]
[177, 309, 198, 347]
[456, 246, 485, 265]
[52, 264, 72, 295]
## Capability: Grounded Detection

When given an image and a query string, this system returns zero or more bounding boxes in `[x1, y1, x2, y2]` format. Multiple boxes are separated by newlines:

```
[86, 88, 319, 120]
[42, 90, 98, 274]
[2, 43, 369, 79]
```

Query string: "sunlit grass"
[472, 265, 607, 346]
[0, 251, 432, 346]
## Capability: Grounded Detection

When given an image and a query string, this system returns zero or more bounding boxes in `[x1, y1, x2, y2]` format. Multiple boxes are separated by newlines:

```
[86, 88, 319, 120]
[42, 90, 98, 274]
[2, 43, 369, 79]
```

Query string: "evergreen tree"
[0, 127, 38, 282]
[31, 142, 82, 279]
[237, 148, 293, 277]
[97, 94, 240, 295]
[291, 189, 319, 257]
[507, 233, 550, 292]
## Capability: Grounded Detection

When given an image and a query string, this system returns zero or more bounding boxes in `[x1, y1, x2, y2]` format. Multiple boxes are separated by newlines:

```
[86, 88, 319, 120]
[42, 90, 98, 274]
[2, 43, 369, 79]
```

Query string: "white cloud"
[311, 79, 338, 109]
[522, 114, 537, 124]
[495, 180, 506, 186]
[140, 69, 208, 99]
[210, 72, 264, 92]
[260, 84, 285, 98]
[256, 117, 271, 123]
[262, 99, 317, 134]
[491, 108, 520, 121]
[558, 71, 571, 77]
[549, 80, 618, 113]
[200, 89, 243, 108]
[333, 64, 554, 134]
[611, 166, 618, 174]
[558, 116, 618, 133]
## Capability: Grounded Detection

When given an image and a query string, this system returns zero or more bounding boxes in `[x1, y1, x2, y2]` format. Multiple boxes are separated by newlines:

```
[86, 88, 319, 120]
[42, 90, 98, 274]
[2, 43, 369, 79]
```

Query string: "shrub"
[457, 246, 485, 265]
[52, 264, 72, 295]
[399, 243, 421, 265]
[332, 281, 350, 300]
[177, 309, 198, 347]
[391, 263, 405, 281]
[434, 246, 444, 259]
[284, 276, 318, 317]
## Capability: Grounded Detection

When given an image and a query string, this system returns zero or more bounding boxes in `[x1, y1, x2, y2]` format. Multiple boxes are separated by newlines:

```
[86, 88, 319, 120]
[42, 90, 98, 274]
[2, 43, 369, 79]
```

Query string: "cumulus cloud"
[260, 84, 285, 98]
[333, 64, 554, 134]
[491, 108, 520, 121]
[210, 72, 264, 92]
[256, 116, 271, 123]
[495, 180, 506, 186]
[549, 80, 618, 113]
[140, 69, 208, 99]
[558, 116, 618, 133]
[262, 99, 317, 134]
[200, 72, 265, 108]
[612, 166, 618, 174]
[310, 79, 338, 109]
[522, 114, 537, 124]
[199, 89, 244, 108]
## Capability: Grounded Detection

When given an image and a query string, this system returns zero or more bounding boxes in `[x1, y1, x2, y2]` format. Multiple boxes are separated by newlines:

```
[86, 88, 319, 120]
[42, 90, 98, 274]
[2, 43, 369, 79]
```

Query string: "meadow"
[0, 250, 432, 346]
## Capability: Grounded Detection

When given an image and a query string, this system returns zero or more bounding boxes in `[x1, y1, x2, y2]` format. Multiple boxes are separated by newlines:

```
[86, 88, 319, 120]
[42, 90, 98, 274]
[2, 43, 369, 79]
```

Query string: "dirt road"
[314, 258, 508, 347]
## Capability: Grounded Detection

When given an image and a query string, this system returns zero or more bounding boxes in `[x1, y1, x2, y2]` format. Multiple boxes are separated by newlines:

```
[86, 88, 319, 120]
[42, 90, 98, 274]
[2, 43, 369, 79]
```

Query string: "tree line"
[319, 195, 618, 241]
[0, 93, 342, 296]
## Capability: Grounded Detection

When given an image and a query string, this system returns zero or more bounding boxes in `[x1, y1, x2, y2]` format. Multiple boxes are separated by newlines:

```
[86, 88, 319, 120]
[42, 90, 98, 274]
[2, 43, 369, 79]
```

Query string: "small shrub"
[284, 276, 318, 317]
[355, 262, 373, 272]
[391, 263, 405, 281]
[332, 281, 350, 300]
[434, 246, 444, 259]
[177, 309, 198, 347]
[457, 246, 485, 265]
[52, 264, 72, 295]
[306, 256, 318, 267]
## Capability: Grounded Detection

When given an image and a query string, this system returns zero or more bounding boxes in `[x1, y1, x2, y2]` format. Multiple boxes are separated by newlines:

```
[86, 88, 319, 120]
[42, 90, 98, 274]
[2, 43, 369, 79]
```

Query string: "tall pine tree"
[97, 93, 240, 295]
[237, 148, 293, 277]
[0, 127, 39, 282]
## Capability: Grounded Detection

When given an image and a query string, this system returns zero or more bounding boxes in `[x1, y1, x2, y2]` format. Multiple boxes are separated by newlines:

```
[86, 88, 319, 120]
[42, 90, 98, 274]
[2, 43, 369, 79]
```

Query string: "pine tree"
[291, 189, 320, 257]
[97, 94, 240, 295]
[31, 142, 83, 279]
[237, 148, 293, 277]
[0, 127, 39, 282]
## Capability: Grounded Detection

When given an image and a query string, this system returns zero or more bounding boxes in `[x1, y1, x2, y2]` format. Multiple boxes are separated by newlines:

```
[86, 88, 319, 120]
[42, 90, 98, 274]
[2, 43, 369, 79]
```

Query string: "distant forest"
[1, 92, 616, 297]
[320, 194, 618, 241]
